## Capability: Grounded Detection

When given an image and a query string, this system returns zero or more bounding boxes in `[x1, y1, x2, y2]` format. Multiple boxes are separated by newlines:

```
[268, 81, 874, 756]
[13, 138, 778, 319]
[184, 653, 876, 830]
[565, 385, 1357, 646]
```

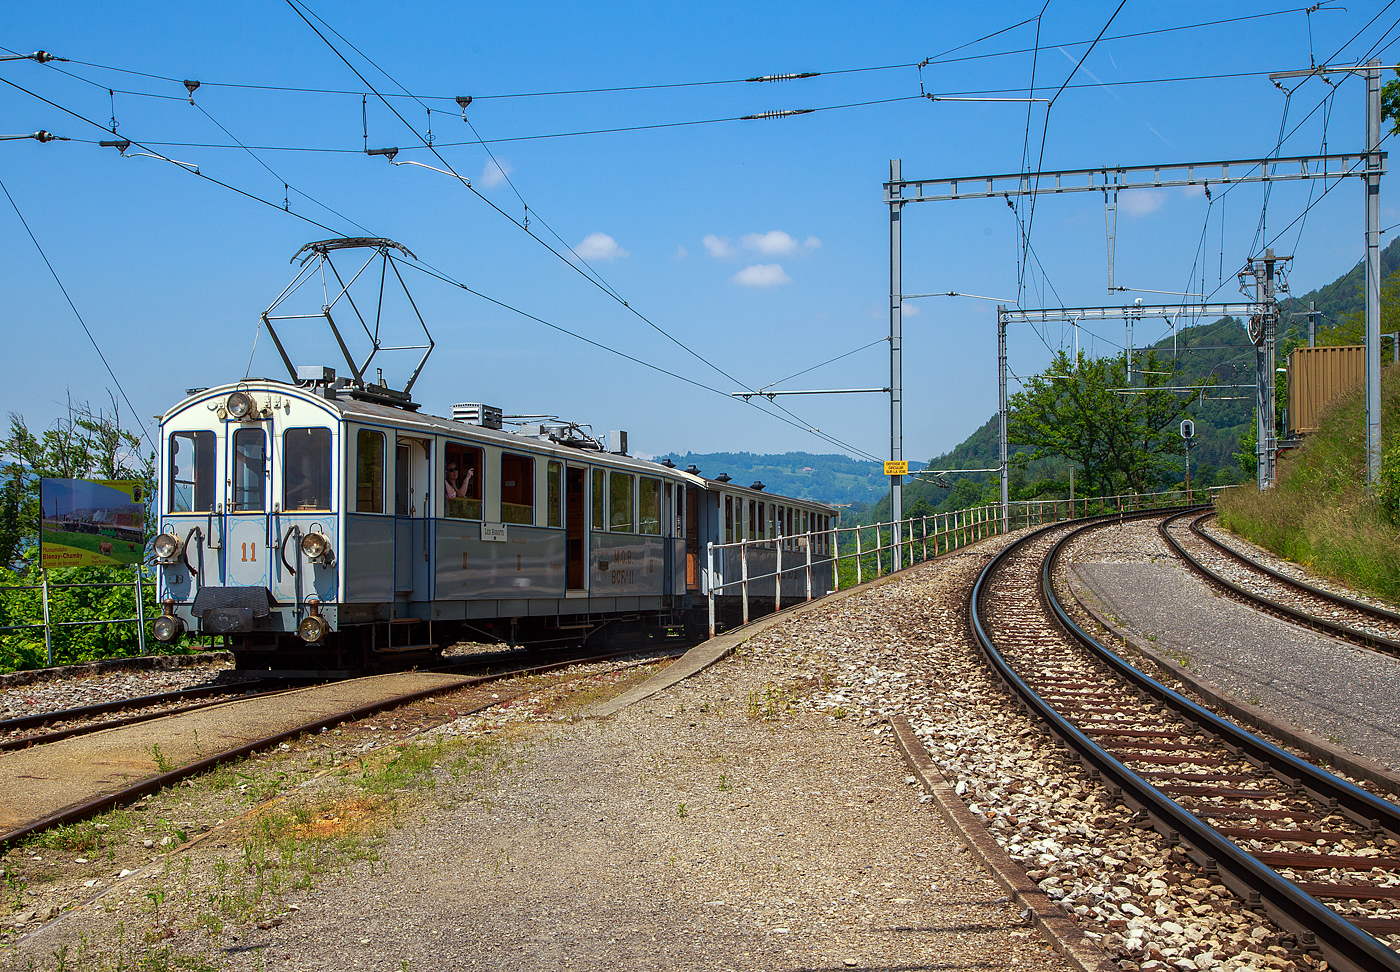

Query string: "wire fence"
[705, 486, 1224, 636]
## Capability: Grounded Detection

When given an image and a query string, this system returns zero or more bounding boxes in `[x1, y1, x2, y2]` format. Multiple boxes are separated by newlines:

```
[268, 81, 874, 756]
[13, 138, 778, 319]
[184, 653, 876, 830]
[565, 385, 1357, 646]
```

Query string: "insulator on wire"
[745, 72, 820, 83]
[740, 108, 815, 121]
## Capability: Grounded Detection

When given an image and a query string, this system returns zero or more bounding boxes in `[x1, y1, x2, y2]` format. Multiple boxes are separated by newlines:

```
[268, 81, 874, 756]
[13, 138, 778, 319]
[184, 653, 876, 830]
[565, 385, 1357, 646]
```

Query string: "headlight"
[153, 613, 184, 643]
[300, 531, 332, 563]
[153, 532, 182, 562]
[297, 614, 328, 643]
[226, 390, 255, 419]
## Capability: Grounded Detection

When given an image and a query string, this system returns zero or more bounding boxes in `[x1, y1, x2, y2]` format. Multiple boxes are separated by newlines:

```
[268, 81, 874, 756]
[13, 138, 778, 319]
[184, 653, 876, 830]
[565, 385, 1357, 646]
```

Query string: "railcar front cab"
[155, 382, 340, 652]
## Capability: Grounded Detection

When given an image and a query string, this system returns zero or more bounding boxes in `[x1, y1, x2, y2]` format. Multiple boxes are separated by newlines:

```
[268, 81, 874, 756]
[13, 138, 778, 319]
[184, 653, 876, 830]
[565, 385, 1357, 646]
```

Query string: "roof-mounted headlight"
[300, 531, 333, 565]
[226, 390, 255, 419]
[153, 531, 183, 563]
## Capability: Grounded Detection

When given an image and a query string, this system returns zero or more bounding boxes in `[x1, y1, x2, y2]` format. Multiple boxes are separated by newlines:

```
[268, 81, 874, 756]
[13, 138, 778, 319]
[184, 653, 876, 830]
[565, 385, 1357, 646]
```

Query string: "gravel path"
[1065, 519, 1400, 773]
[0, 661, 244, 721]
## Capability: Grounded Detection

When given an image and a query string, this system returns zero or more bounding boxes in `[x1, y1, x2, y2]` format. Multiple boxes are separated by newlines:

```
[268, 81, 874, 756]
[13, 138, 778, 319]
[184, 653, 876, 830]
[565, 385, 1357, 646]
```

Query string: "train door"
[225, 423, 271, 590]
[685, 486, 700, 591]
[394, 436, 434, 602]
[565, 466, 586, 591]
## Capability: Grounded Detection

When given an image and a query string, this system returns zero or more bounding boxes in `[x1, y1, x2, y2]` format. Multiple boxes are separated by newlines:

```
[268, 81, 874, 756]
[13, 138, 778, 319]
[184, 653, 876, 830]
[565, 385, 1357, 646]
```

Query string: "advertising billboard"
[39, 479, 147, 568]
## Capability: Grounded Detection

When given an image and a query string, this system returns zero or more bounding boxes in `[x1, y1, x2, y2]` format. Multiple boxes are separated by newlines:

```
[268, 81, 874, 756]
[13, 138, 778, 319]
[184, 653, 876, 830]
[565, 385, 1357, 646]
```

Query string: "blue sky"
[3, 2, 1397, 465]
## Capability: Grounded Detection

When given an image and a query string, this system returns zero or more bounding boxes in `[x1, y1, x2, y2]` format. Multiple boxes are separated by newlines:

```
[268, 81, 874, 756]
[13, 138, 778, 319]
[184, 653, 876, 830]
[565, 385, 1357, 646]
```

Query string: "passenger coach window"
[355, 430, 385, 513]
[639, 477, 660, 535]
[724, 495, 733, 543]
[547, 461, 562, 528]
[757, 502, 765, 540]
[592, 469, 605, 531]
[501, 453, 534, 525]
[232, 429, 266, 512]
[609, 472, 634, 533]
[283, 428, 332, 511]
[169, 430, 215, 513]
[444, 443, 482, 520]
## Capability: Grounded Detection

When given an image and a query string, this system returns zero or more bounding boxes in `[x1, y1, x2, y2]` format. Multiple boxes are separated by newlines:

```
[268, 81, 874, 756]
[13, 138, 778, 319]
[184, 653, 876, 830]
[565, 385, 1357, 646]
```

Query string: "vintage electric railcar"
[151, 376, 836, 671]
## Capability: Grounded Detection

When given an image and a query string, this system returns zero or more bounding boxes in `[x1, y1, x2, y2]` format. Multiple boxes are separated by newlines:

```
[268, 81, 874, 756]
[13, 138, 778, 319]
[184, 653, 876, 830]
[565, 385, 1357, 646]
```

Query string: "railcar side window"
[395, 442, 411, 515]
[748, 500, 756, 541]
[444, 443, 483, 520]
[355, 430, 385, 513]
[757, 502, 765, 540]
[592, 468, 605, 531]
[283, 428, 332, 512]
[501, 453, 535, 525]
[639, 477, 660, 535]
[609, 472, 634, 533]
[232, 429, 266, 512]
[169, 431, 215, 513]
[547, 461, 562, 528]
[724, 495, 733, 543]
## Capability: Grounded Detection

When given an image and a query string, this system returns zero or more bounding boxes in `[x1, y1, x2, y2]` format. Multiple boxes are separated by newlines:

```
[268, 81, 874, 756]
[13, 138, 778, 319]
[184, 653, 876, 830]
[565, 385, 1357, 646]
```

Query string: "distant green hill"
[653, 451, 923, 510]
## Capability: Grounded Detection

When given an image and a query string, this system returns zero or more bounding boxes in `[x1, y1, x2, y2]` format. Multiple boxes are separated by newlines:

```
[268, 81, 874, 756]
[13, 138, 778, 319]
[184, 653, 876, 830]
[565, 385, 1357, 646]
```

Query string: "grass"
[1217, 364, 1400, 602]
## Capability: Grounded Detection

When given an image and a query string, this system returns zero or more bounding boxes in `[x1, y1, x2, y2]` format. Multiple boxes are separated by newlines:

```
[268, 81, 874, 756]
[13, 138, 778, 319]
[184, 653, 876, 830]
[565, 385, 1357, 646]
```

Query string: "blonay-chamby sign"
[39, 478, 146, 567]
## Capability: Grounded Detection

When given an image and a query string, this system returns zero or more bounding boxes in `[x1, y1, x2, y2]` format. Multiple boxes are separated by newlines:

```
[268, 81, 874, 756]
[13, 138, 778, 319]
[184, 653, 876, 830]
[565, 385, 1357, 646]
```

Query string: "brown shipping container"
[1286, 345, 1365, 434]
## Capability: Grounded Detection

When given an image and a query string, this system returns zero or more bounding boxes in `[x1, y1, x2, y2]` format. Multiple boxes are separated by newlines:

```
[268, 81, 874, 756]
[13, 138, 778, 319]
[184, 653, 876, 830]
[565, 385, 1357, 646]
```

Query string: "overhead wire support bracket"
[1, 131, 67, 142]
[730, 388, 889, 401]
[885, 153, 1381, 205]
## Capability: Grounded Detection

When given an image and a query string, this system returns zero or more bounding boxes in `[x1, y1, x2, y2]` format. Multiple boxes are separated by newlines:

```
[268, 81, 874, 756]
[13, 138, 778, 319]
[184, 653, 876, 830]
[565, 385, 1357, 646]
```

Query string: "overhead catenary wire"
[282, 0, 880, 461]
[23, 6, 1321, 104]
[1, 71, 882, 463]
[0, 176, 155, 452]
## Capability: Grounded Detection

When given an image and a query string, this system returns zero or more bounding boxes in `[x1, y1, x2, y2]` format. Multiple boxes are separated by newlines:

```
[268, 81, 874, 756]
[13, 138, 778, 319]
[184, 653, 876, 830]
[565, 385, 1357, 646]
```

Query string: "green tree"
[1008, 348, 1199, 497]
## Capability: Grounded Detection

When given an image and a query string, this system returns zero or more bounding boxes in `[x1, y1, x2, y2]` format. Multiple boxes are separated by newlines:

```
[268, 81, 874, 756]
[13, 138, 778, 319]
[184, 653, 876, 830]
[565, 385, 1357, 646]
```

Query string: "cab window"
[233, 429, 266, 512]
[169, 431, 215, 513]
[355, 430, 385, 513]
[501, 453, 534, 525]
[283, 428, 332, 511]
[609, 472, 634, 532]
[639, 477, 660, 535]
[444, 443, 483, 520]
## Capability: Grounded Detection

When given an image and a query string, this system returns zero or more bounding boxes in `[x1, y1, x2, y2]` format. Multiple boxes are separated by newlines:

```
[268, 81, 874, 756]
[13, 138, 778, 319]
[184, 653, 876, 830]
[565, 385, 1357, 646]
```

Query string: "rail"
[966, 510, 1400, 972]
[703, 485, 1230, 637]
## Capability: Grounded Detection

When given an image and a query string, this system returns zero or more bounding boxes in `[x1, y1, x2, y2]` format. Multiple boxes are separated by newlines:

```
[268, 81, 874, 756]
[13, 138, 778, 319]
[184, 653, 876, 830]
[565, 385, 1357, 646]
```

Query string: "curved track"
[970, 508, 1400, 972]
[1159, 510, 1400, 654]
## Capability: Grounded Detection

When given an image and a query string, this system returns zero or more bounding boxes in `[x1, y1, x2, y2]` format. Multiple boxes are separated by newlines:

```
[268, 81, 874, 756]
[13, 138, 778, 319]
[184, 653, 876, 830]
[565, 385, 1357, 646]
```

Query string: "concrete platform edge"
[1069, 574, 1400, 799]
[889, 714, 1119, 972]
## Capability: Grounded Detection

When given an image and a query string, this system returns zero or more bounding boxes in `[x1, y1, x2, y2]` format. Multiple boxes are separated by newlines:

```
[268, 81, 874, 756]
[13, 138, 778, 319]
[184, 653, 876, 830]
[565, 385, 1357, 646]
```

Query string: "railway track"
[1159, 510, 1400, 655]
[970, 508, 1400, 972]
[0, 645, 682, 848]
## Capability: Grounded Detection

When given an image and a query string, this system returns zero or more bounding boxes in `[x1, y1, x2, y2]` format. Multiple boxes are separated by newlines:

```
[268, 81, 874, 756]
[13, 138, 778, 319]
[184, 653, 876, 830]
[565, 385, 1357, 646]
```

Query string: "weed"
[148, 743, 175, 774]
[676, 803, 687, 819]
[716, 774, 731, 792]
[831, 706, 849, 719]
[1145, 633, 1158, 643]
[1245, 692, 1263, 706]
[1327, 733, 1348, 746]
[27, 820, 104, 854]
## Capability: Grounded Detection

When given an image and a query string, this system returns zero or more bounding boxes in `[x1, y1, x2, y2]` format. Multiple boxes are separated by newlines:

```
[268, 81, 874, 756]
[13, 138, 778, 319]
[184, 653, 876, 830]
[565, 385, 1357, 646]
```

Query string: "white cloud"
[703, 234, 735, 258]
[573, 232, 629, 261]
[481, 158, 513, 187]
[673, 245, 688, 259]
[802, 235, 822, 251]
[1121, 190, 1167, 217]
[742, 230, 799, 255]
[732, 263, 791, 287]
[902, 302, 921, 316]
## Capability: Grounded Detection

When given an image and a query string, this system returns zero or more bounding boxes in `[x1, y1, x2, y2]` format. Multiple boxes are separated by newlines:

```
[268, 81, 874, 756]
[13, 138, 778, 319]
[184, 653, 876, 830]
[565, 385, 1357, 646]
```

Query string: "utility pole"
[1366, 60, 1384, 492]
[889, 159, 904, 560]
[1308, 300, 1319, 347]
[997, 306, 1009, 531]
[1241, 249, 1286, 489]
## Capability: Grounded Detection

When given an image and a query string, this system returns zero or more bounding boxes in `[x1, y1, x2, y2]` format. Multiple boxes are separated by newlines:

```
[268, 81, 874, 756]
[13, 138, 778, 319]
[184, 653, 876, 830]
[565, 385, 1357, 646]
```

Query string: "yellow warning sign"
[883, 460, 909, 476]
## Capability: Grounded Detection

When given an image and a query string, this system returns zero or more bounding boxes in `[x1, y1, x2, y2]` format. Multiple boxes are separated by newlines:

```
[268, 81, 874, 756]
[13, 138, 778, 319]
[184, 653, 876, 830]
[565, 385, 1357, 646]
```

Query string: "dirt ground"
[0, 608, 1069, 972]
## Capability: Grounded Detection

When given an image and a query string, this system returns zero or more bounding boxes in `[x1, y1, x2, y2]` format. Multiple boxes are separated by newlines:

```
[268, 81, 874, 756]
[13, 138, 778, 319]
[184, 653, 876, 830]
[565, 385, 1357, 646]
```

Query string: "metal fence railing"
[0, 568, 152, 666]
[705, 486, 1224, 636]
